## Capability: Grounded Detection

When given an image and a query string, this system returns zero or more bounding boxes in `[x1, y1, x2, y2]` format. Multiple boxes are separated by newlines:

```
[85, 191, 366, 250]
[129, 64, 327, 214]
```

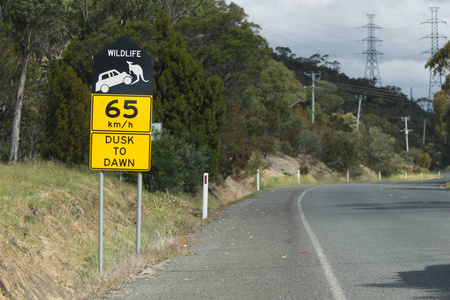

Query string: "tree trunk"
[75, 0, 97, 33]
[8, 39, 31, 164]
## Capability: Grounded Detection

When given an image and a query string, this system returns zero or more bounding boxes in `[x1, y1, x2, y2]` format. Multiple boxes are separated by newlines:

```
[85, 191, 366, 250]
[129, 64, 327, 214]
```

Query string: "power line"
[329, 81, 410, 101]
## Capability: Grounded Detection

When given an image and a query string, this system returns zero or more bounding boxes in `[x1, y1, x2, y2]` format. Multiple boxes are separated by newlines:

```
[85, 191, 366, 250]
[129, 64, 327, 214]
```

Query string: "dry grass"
[258, 170, 439, 191]
[0, 161, 215, 299]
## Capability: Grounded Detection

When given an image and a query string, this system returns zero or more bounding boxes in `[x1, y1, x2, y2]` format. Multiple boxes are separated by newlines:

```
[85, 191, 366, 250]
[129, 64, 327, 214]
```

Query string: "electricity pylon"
[363, 14, 383, 87]
[422, 7, 446, 104]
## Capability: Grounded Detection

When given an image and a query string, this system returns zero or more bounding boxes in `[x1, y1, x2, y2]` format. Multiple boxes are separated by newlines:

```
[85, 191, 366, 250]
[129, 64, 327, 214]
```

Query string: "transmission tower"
[363, 14, 383, 87]
[422, 7, 446, 102]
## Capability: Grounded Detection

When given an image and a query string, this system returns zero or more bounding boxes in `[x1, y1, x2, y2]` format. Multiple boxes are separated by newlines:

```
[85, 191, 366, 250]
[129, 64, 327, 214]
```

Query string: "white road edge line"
[297, 187, 347, 300]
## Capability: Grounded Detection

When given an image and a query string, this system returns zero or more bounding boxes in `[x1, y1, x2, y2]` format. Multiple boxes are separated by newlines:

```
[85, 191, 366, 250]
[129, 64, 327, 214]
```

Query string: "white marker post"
[298, 169, 300, 184]
[347, 170, 349, 183]
[378, 172, 381, 181]
[203, 173, 208, 220]
[421, 172, 424, 181]
[257, 169, 260, 191]
[405, 172, 408, 180]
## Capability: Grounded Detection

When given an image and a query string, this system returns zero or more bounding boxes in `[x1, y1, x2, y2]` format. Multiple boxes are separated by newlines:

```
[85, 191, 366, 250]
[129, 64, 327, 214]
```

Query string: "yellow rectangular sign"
[91, 94, 152, 133]
[90, 132, 151, 171]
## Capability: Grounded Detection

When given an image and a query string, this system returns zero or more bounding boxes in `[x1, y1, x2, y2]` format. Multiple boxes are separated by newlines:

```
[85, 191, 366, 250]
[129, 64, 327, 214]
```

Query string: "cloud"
[230, 0, 450, 99]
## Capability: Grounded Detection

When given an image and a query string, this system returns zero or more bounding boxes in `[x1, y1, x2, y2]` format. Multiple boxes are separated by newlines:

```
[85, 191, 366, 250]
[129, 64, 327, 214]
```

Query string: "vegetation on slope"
[0, 161, 221, 299]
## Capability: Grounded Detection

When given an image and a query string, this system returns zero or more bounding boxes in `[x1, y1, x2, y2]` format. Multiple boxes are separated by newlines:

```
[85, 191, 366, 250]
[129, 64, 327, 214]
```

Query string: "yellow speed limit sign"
[89, 94, 152, 171]
[91, 94, 152, 132]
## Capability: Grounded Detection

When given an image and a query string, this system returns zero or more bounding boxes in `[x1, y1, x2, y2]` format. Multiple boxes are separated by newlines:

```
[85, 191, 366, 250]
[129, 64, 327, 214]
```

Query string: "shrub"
[299, 165, 309, 175]
[416, 152, 432, 169]
[149, 131, 208, 194]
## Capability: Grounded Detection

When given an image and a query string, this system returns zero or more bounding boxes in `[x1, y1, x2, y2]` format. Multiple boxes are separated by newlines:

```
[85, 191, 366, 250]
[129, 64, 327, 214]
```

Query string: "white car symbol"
[95, 69, 132, 93]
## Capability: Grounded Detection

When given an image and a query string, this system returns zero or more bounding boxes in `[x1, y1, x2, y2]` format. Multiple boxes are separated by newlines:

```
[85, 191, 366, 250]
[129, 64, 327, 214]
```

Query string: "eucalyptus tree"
[2, 0, 66, 163]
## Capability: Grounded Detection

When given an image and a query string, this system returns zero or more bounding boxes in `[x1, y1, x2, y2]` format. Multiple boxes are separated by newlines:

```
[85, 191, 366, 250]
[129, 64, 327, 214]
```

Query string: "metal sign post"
[136, 172, 142, 254]
[98, 171, 104, 276]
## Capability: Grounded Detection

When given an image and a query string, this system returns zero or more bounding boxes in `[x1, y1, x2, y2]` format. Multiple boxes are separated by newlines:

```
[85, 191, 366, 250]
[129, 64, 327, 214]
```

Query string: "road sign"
[91, 94, 152, 132]
[90, 132, 151, 171]
[90, 35, 153, 171]
[92, 36, 153, 95]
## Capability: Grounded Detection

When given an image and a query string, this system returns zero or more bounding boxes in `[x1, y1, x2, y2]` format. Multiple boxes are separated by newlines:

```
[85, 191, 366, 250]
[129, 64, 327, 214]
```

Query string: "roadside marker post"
[378, 172, 381, 181]
[421, 172, 424, 180]
[203, 173, 208, 220]
[298, 169, 300, 184]
[347, 170, 349, 183]
[257, 169, 260, 191]
[91, 36, 153, 275]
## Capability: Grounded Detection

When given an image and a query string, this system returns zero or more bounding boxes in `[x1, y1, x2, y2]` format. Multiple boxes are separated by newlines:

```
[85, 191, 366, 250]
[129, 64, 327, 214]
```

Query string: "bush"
[299, 165, 309, 175]
[149, 131, 209, 194]
[416, 152, 432, 169]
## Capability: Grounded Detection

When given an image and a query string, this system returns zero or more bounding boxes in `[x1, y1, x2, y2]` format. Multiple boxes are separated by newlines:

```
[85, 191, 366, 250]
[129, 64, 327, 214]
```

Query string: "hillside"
[0, 161, 212, 299]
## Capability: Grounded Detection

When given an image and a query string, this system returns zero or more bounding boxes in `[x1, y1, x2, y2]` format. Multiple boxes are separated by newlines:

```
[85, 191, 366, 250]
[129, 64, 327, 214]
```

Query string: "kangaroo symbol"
[126, 61, 149, 85]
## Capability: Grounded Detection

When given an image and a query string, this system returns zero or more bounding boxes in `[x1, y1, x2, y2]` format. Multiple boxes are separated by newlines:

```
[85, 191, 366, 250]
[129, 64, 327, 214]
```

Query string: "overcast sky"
[228, 0, 450, 100]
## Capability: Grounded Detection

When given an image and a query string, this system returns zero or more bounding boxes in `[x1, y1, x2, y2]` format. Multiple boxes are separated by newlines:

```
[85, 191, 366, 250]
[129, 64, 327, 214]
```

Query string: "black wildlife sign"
[92, 35, 153, 95]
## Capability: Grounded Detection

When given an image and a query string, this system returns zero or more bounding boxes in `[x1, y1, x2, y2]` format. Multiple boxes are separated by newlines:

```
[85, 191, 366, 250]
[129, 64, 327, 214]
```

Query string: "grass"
[258, 170, 440, 191]
[0, 161, 224, 299]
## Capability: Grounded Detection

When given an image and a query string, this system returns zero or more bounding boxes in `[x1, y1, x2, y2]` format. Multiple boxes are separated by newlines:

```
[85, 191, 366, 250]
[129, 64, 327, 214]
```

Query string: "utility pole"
[355, 95, 365, 132]
[304, 71, 321, 123]
[401, 117, 411, 152]
[423, 119, 426, 144]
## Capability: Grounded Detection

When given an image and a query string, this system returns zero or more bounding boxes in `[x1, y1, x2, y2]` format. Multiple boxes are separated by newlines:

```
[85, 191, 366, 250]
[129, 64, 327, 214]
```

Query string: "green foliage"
[176, 0, 270, 93]
[0, 0, 447, 178]
[314, 81, 343, 113]
[43, 61, 90, 164]
[0, 26, 21, 159]
[3, 0, 67, 56]
[239, 60, 307, 157]
[150, 131, 209, 194]
[416, 151, 432, 169]
[426, 40, 450, 84]
[366, 127, 408, 176]
[320, 129, 357, 172]
[218, 106, 253, 179]
[246, 151, 271, 177]
[300, 165, 309, 176]
[298, 130, 322, 157]
[360, 113, 394, 134]
[153, 11, 226, 175]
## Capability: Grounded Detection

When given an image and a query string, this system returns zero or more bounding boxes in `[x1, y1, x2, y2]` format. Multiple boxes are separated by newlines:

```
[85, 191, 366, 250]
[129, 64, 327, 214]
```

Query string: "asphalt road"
[103, 176, 450, 299]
